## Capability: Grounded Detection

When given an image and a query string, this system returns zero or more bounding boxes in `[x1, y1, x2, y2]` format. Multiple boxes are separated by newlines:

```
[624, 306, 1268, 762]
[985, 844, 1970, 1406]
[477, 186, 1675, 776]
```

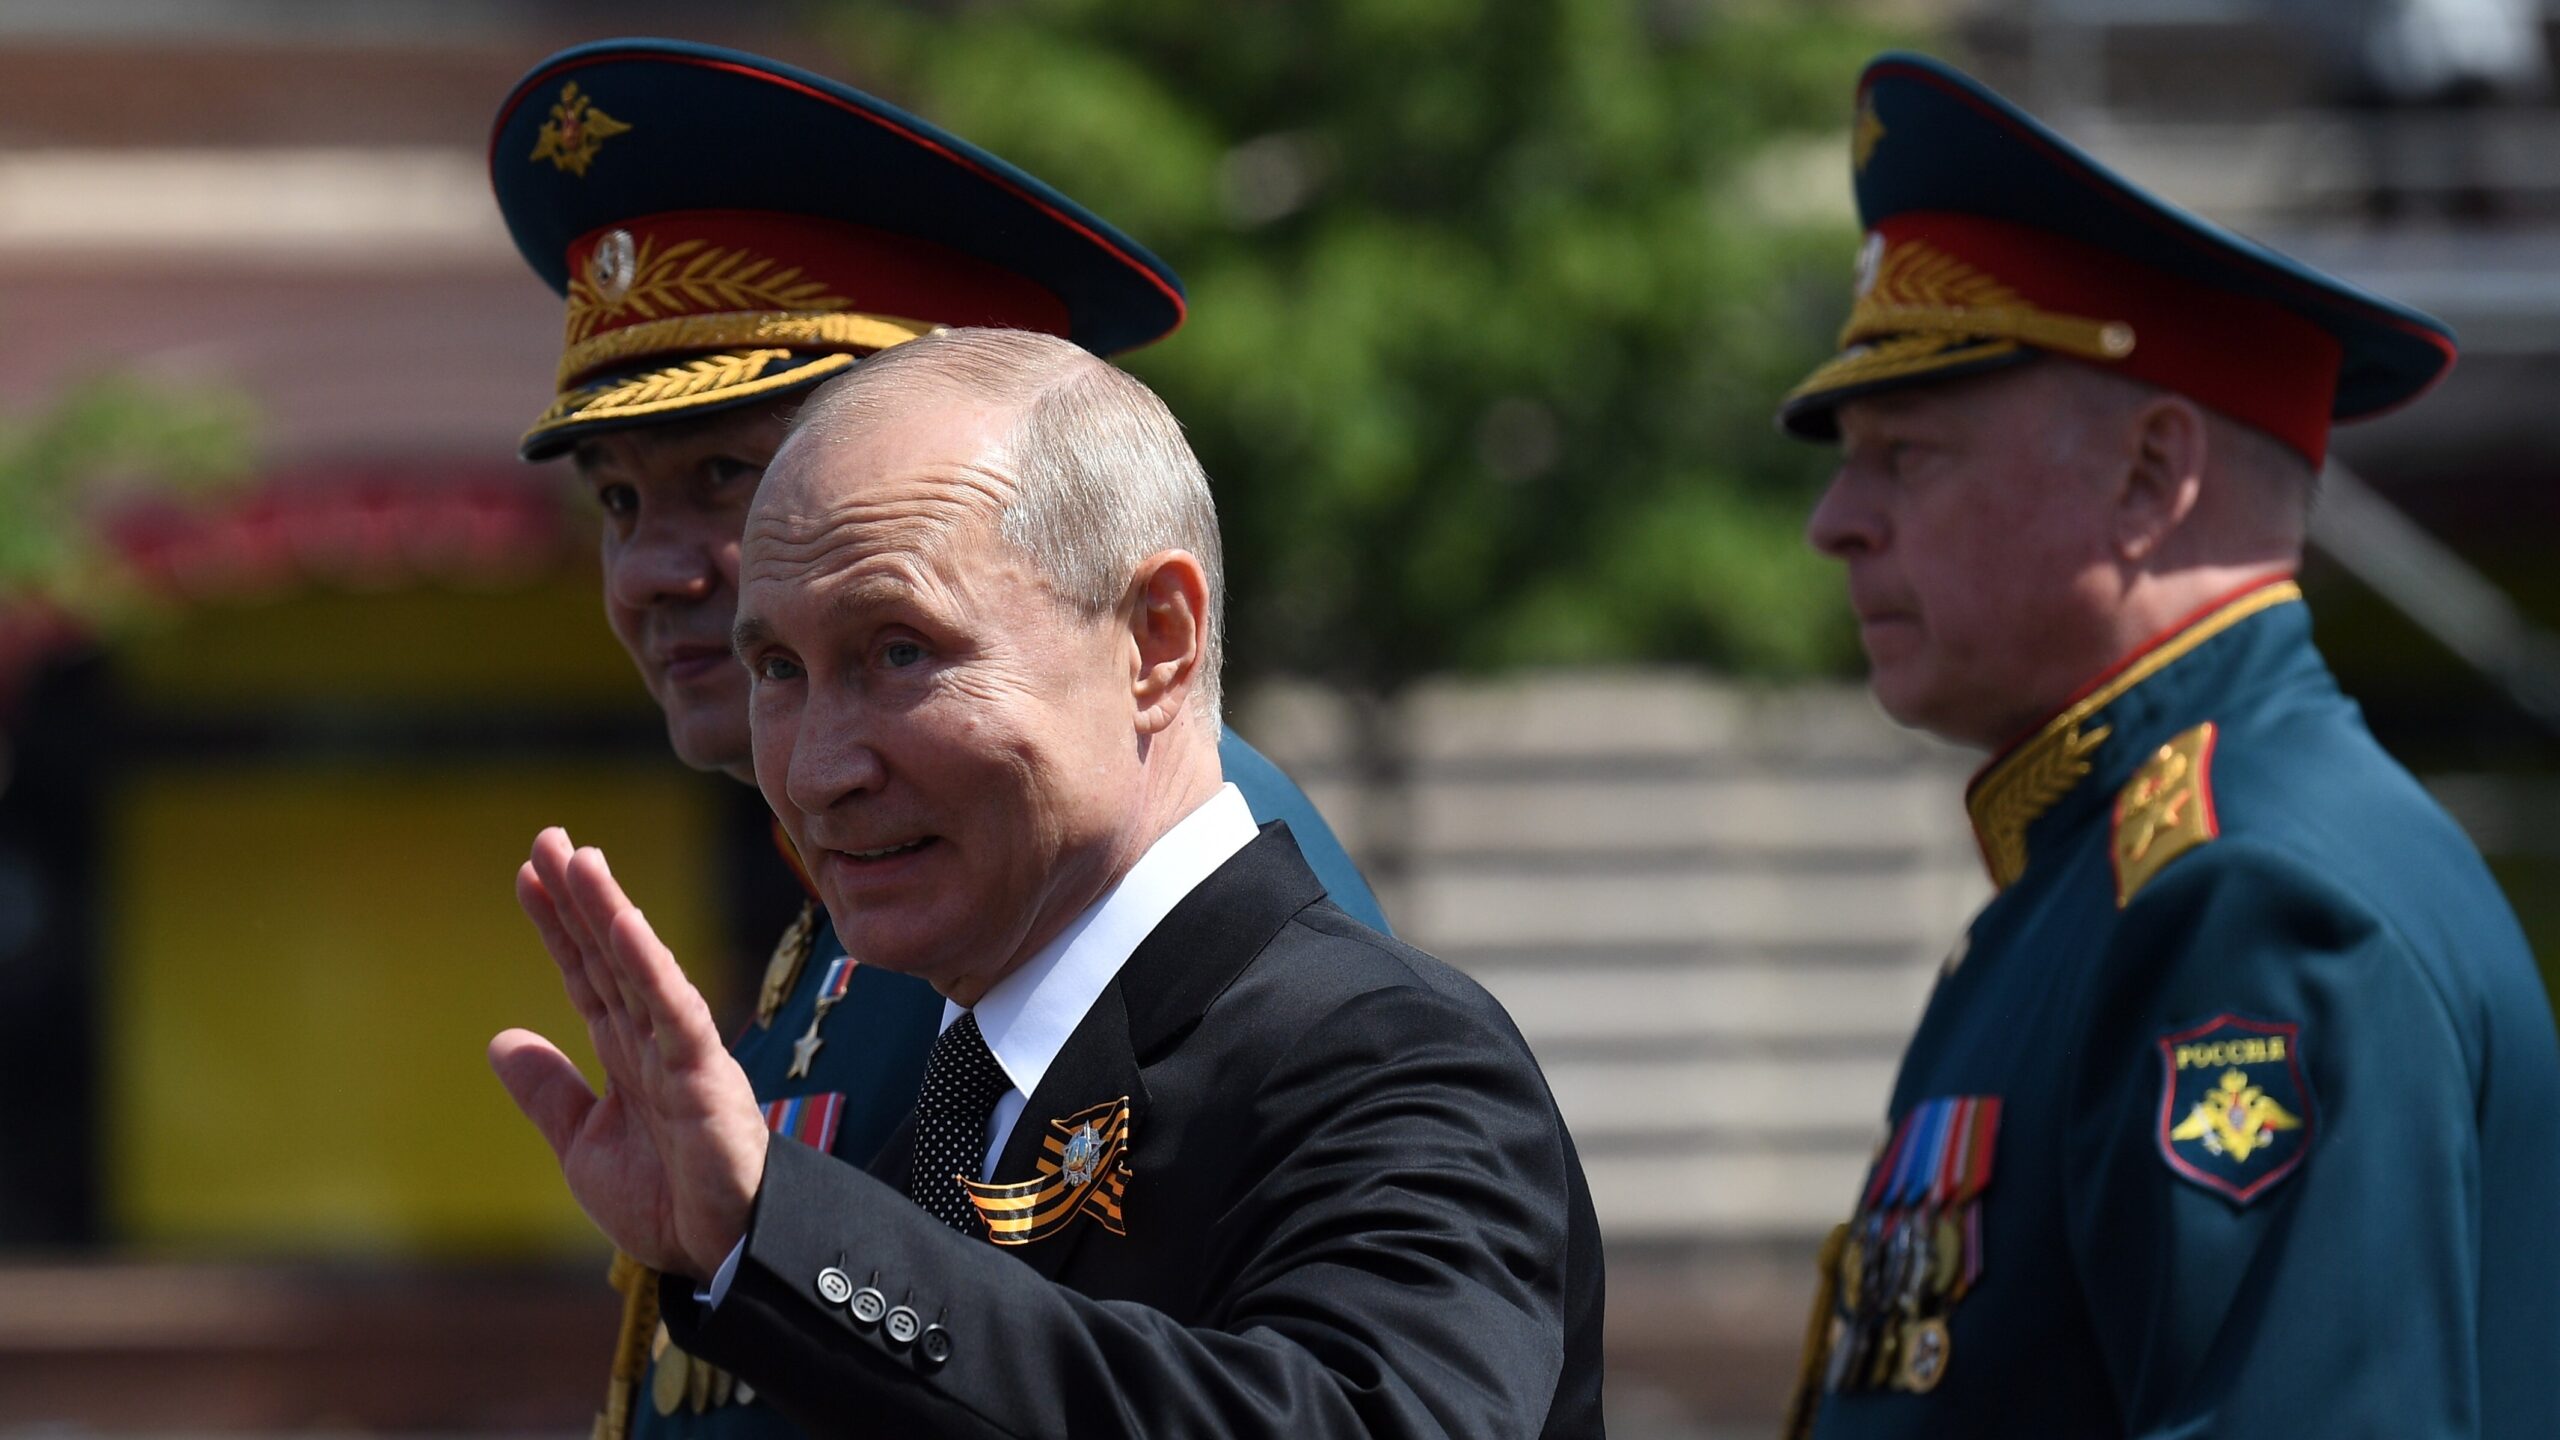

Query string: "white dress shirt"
[954, 781, 1257, 1179]
[705, 783, 1257, 1304]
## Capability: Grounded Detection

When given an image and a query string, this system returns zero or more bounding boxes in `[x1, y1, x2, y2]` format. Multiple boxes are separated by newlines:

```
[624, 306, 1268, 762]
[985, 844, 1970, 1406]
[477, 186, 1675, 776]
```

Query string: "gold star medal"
[785, 954, 858, 1080]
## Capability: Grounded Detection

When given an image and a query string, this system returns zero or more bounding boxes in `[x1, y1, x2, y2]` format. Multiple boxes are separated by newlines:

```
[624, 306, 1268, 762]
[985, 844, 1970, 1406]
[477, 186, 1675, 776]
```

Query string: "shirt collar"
[943, 783, 1258, 1099]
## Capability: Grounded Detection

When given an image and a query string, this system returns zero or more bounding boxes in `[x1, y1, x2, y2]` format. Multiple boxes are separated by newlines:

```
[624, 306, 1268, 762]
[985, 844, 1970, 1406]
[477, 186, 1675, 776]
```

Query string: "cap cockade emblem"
[530, 81, 632, 178]
[963, 1097, 1130, 1247]
[1853, 231, 1886, 300]
[587, 228, 639, 304]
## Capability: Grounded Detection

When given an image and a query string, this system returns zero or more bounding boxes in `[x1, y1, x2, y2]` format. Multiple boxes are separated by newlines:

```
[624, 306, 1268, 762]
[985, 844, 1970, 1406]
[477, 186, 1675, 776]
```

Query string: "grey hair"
[2045, 358, 2319, 523]
[789, 328, 1227, 718]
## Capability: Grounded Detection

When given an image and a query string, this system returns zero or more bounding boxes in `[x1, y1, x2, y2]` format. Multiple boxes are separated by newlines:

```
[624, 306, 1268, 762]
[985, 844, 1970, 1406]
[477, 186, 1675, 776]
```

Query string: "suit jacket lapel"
[974, 825, 1328, 1277]
[1116, 823, 1326, 1059]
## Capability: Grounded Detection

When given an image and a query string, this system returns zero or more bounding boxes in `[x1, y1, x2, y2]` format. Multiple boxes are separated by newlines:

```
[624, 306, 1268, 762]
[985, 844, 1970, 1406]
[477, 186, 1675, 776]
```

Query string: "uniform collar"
[945, 783, 1257, 1104]
[770, 818, 819, 900]
[1964, 575, 2308, 889]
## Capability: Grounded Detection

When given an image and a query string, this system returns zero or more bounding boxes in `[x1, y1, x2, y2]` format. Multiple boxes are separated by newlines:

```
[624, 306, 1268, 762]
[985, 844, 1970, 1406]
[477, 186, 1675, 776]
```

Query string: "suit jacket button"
[883, 1305, 921, 1349]
[918, 1324, 954, 1369]
[848, 1286, 888, 1328]
[815, 1267, 854, 1307]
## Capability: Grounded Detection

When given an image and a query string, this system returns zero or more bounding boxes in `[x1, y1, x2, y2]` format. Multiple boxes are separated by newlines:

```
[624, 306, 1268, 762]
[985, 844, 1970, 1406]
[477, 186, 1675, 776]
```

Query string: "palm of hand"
[492, 827, 770, 1280]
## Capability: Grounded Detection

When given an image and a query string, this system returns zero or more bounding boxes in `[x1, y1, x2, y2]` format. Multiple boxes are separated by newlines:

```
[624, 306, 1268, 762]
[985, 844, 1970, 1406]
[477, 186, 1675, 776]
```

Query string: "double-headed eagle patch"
[529, 81, 631, 177]
[2156, 1014, 2313, 1204]
[964, 1098, 1131, 1246]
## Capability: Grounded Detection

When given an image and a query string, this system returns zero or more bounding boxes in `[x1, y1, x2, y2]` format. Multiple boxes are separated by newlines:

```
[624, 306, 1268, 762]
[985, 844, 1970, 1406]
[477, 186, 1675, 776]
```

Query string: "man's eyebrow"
[731, 574, 924, 659]
[824, 572, 918, 618]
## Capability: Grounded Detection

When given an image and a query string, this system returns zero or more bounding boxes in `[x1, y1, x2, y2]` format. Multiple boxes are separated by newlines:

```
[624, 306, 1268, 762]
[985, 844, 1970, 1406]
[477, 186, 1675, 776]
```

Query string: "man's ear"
[1125, 550, 1210, 735]
[2113, 393, 2208, 563]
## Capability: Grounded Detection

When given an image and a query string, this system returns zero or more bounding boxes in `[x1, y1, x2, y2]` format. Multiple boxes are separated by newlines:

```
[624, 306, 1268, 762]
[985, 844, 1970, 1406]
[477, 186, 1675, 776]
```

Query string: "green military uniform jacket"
[1796, 578, 2560, 1439]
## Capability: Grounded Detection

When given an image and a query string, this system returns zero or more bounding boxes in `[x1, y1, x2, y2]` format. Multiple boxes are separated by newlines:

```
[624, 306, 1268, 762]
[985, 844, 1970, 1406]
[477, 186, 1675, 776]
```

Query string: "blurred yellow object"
[116, 574, 641, 711]
[103, 756, 722, 1255]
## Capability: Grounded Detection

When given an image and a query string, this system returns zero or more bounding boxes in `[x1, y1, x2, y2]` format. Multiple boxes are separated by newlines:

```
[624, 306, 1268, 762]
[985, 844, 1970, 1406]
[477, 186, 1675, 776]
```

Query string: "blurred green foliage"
[0, 374, 255, 615]
[821, 0, 1904, 687]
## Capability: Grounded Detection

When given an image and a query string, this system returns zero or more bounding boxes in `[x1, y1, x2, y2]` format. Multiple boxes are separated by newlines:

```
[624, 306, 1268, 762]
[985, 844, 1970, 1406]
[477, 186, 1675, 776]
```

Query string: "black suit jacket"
[662, 825, 1606, 1438]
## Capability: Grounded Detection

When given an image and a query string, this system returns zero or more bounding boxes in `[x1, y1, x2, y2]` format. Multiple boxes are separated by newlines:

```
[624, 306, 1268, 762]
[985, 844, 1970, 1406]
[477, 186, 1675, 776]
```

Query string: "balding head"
[732, 328, 1228, 1005]
[780, 328, 1227, 715]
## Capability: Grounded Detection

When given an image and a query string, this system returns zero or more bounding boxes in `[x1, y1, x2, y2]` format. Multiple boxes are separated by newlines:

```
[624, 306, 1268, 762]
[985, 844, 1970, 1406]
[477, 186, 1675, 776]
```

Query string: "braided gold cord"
[558, 310, 938, 389]
[1780, 1224, 1850, 1440]
[594, 1250, 659, 1440]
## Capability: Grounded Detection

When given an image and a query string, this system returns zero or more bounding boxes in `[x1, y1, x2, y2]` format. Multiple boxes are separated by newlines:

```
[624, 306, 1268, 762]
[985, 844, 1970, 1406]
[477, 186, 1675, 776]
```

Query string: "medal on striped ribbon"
[1828, 1094, 2004, 1397]
[761, 1091, 846, 1154]
[786, 955, 860, 1080]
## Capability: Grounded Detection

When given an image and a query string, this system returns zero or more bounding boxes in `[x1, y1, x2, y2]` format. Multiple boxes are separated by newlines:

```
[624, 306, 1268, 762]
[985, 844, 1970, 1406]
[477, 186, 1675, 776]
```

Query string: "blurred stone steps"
[1235, 672, 1988, 1245]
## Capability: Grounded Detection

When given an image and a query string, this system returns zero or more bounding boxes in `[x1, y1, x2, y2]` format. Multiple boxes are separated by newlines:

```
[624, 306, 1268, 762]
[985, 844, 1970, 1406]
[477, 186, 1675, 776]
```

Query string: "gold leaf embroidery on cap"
[564, 237, 850, 345]
[1841, 239, 2135, 365]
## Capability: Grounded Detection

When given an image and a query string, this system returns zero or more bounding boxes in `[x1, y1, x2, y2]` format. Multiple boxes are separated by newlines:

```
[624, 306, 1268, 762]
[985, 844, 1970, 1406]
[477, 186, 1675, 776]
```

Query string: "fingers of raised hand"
[565, 846, 657, 1041]
[529, 830, 605, 973]
[517, 860, 606, 1024]
[525, 829, 642, 1078]
[608, 906, 721, 1069]
[532, 835, 606, 958]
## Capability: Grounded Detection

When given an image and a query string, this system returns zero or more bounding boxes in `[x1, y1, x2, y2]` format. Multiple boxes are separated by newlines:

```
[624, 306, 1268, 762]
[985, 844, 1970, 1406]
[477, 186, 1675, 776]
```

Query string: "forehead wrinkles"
[742, 457, 1017, 585]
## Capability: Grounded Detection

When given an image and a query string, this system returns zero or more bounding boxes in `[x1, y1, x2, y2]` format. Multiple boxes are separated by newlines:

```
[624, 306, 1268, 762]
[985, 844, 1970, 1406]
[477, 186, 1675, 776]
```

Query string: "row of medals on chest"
[1830, 1199, 1973, 1396]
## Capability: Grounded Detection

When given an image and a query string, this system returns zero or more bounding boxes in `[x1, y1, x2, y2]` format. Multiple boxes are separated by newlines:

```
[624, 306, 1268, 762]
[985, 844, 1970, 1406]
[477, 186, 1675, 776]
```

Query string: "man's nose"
[781, 689, 888, 817]
[607, 523, 722, 610]
[1805, 466, 1883, 559]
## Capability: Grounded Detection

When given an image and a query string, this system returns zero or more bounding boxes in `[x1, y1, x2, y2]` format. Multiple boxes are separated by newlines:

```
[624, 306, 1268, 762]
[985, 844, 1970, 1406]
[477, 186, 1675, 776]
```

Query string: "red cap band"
[1869, 212, 2344, 465]
[557, 208, 1073, 386]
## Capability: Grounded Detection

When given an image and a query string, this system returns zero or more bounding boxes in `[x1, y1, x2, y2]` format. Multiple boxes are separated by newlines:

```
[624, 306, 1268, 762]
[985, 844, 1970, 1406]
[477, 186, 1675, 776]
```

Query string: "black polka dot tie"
[905, 1011, 1012, 1235]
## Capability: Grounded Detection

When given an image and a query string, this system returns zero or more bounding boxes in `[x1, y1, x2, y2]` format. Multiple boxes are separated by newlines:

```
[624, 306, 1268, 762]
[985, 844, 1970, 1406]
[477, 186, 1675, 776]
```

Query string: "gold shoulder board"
[2112, 722, 2219, 907]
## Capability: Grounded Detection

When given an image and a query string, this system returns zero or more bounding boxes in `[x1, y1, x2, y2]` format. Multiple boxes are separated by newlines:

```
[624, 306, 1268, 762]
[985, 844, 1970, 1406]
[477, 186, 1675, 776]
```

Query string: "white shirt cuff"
[696, 1236, 747, 1308]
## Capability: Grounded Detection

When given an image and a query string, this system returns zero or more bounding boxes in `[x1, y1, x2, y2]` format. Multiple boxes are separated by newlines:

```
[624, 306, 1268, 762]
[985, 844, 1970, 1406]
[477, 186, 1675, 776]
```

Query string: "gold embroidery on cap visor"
[525, 228, 948, 453]
[521, 349, 857, 454]
[1785, 238, 2136, 415]
[557, 310, 940, 391]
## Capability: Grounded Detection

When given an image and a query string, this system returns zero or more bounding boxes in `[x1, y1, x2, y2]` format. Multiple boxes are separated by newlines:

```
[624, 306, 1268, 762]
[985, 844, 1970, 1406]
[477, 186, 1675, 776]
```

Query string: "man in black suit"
[491, 327, 1606, 1438]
